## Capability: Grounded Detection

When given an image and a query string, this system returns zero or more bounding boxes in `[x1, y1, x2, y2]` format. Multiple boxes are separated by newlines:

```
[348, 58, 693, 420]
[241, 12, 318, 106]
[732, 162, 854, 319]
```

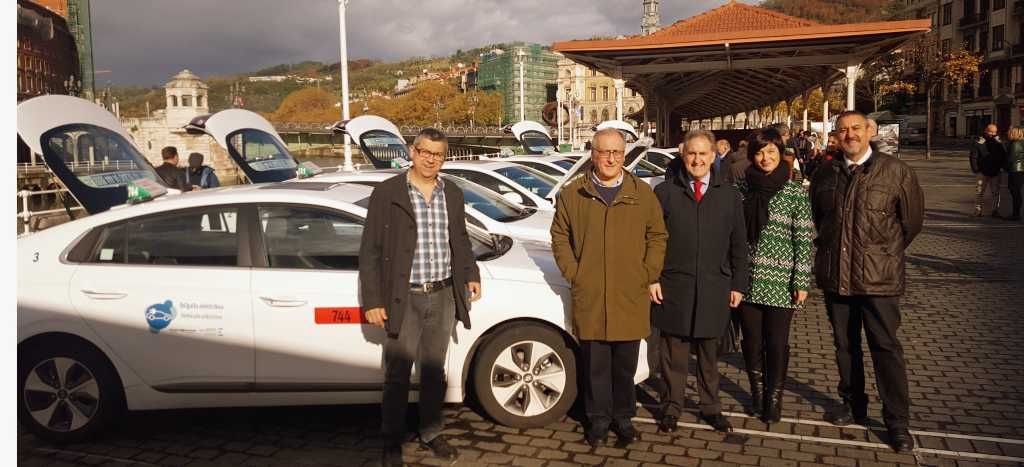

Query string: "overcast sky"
[93, 0, 755, 86]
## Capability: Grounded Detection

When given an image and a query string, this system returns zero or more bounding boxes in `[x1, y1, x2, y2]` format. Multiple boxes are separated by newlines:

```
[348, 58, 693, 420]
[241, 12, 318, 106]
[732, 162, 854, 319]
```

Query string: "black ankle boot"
[747, 370, 764, 417]
[762, 387, 783, 423]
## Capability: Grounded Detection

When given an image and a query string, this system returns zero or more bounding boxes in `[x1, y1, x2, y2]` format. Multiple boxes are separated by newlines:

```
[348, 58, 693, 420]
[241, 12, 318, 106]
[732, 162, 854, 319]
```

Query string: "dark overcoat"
[652, 168, 749, 338]
[358, 172, 480, 337]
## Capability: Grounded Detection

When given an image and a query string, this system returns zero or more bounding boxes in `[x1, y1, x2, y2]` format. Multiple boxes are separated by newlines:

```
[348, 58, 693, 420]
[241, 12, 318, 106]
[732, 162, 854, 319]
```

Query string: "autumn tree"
[270, 87, 340, 122]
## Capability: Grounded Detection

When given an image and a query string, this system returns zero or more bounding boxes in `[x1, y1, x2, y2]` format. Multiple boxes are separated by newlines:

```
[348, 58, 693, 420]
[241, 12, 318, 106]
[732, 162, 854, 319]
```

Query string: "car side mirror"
[502, 192, 525, 204]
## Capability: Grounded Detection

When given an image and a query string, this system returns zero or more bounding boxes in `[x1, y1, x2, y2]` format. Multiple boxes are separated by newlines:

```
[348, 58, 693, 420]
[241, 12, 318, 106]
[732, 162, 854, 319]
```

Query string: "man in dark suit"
[359, 128, 482, 466]
[651, 129, 750, 433]
[155, 146, 187, 191]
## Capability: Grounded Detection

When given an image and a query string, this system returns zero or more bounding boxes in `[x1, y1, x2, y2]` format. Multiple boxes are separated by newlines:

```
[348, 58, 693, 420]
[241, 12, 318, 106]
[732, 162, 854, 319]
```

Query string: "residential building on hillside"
[476, 43, 559, 125]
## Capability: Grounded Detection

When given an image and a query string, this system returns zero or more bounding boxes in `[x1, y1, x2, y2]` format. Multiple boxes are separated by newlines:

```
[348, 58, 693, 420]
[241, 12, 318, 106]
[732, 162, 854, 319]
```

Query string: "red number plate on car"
[314, 307, 363, 324]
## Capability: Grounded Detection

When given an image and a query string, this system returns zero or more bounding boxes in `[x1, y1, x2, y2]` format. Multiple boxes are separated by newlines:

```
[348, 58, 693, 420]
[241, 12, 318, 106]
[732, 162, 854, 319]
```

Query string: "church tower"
[641, 0, 660, 35]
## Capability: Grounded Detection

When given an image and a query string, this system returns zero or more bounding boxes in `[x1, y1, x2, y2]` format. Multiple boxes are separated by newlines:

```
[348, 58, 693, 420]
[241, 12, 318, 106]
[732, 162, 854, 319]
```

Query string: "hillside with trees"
[759, 0, 896, 24]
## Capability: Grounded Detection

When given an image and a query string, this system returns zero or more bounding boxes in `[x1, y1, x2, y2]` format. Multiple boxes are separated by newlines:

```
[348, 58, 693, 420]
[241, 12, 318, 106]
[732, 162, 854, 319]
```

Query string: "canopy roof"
[553, 1, 930, 120]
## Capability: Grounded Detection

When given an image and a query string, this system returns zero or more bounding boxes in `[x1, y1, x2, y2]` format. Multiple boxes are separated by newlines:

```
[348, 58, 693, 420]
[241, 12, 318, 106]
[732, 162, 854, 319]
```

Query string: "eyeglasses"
[414, 147, 446, 161]
[592, 149, 625, 160]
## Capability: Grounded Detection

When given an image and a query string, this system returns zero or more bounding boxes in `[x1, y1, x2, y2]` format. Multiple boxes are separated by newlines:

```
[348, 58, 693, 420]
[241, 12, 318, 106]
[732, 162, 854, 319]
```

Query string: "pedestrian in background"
[970, 124, 1007, 218]
[809, 110, 924, 453]
[736, 127, 814, 424]
[652, 129, 749, 434]
[550, 128, 667, 448]
[715, 138, 731, 174]
[184, 152, 220, 191]
[1006, 126, 1024, 221]
[359, 128, 482, 466]
[726, 139, 752, 184]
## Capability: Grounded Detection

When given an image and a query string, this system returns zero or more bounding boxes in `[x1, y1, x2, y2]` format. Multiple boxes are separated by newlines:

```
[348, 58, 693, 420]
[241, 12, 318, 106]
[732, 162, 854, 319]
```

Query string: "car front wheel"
[472, 322, 577, 428]
[18, 338, 124, 443]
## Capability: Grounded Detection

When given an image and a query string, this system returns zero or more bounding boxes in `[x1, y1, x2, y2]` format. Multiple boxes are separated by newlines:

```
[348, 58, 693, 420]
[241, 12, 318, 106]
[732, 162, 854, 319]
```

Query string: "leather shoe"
[889, 427, 915, 452]
[700, 413, 734, 433]
[827, 403, 868, 426]
[381, 441, 403, 467]
[657, 414, 678, 433]
[585, 428, 608, 448]
[611, 421, 639, 446]
[421, 435, 457, 461]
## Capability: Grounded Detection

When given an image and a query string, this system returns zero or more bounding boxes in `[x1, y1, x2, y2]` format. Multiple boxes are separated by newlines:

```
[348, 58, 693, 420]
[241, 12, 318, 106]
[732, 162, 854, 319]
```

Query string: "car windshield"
[493, 165, 557, 198]
[227, 129, 297, 172]
[41, 123, 162, 189]
[632, 158, 666, 178]
[359, 130, 410, 165]
[512, 160, 564, 178]
[520, 130, 555, 155]
[446, 176, 532, 223]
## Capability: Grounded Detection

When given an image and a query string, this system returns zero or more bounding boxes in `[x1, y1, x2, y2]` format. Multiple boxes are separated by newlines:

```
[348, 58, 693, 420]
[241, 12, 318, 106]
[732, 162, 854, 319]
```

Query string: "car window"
[227, 129, 297, 172]
[443, 169, 538, 207]
[645, 152, 672, 169]
[445, 176, 530, 222]
[493, 166, 556, 198]
[94, 206, 240, 266]
[553, 159, 574, 170]
[259, 206, 363, 270]
[513, 161, 564, 177]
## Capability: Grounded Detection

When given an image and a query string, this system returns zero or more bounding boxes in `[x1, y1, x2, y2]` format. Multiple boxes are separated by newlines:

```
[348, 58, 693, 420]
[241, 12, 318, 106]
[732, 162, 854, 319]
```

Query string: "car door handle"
[259, 296, 308, 307]
[80, 289, 128, 300]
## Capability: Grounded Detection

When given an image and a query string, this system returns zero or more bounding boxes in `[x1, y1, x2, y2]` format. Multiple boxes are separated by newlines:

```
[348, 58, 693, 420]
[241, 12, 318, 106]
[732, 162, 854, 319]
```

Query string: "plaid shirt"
[407, 173, 451, 284]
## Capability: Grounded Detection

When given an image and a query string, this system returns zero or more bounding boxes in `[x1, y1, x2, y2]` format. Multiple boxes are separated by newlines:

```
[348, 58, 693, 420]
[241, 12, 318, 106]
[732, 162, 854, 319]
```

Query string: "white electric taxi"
[16, 96, 648, 442]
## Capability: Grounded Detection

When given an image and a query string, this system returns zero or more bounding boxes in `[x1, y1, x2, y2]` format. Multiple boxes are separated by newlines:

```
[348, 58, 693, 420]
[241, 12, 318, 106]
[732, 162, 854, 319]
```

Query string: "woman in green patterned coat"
[737, 128, 814, 424]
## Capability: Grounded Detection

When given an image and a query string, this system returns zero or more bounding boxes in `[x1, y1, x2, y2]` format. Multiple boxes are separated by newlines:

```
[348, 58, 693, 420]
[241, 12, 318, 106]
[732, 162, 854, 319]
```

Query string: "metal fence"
[17, 188, 82, 235]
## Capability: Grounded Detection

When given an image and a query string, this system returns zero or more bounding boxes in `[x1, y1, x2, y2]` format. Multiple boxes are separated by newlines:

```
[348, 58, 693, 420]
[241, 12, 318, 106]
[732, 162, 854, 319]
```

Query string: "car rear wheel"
[472, 322, 576, 428]
[18, 338, 124, 443]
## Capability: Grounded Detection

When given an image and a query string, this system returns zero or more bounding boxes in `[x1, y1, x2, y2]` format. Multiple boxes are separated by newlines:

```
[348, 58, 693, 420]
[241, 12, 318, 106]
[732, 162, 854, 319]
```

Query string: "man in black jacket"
[810, 110, 924, 453]
[651, 129, 749, 434]
[359, 128, 482, 466]
[970, 124, 1007, 217]
[155, 146, 187, 191]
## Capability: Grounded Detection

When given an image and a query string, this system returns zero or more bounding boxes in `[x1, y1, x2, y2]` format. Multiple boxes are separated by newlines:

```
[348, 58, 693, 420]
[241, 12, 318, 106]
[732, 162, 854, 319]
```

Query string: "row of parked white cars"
[16, 95, 677, 442]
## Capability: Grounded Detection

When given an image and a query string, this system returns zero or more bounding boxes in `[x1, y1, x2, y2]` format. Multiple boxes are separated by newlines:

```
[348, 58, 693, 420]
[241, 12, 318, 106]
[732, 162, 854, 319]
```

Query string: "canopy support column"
[614, 79, 624, 121]
[802, 90, 810, 131]
[845, 60, 861, 111]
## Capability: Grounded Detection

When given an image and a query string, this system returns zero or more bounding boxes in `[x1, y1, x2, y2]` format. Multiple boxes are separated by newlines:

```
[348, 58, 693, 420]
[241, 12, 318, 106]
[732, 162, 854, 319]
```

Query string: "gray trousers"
[975, 173, 1002, 214]
[659, 334, 722, 417]
[381, 285, 455, 443]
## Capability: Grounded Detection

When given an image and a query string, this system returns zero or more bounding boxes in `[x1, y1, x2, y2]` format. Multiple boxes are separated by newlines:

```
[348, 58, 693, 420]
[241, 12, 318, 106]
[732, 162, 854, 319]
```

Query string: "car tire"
[472, 322, 577, 428]
[18, 337, 125, 443]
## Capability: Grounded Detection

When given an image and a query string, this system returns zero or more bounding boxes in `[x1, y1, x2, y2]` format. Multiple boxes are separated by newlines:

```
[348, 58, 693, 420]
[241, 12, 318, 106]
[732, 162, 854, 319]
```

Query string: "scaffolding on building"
[476, 43, 558, 125]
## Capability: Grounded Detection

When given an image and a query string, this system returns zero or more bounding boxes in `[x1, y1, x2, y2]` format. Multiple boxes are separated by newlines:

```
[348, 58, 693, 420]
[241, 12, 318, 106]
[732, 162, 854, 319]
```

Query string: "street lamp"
[434, 98, 444, 127]
[517, 48, 526, 122]
[337, 0, 354, 171]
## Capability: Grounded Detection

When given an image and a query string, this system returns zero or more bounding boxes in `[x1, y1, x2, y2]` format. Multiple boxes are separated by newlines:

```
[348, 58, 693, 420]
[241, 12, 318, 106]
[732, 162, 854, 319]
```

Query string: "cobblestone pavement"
[18, 150, 1024, 466]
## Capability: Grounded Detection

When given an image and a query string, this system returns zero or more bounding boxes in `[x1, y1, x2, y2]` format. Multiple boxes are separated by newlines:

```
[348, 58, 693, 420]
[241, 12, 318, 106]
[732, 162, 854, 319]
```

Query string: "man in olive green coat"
[551, 128, 667, 447]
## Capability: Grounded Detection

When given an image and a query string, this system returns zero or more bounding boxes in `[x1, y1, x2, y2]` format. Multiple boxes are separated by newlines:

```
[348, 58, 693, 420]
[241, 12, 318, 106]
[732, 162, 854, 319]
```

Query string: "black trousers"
[738, 303, 794, 389]
[659, 334, 721, 416]
[381, 285, 455, 443]
[824, 293, 910, 429]
[579, 340, 640, 430]
[1009, 171, 1023, 217]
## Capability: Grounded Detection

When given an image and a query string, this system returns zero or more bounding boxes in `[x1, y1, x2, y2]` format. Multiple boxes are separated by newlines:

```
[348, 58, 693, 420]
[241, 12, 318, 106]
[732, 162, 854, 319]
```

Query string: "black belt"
[409, 277, 452, 294]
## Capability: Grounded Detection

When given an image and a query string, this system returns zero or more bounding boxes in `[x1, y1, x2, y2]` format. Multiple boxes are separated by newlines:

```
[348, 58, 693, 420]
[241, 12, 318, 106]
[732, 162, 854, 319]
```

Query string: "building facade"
[32, 0, 95, 100]
[476, 43, 559, 125]
[17, 0, 80, 102]
[903, 0, 1023, 137]
[120, 70, 240, 183]
[555, 55, 646, 142]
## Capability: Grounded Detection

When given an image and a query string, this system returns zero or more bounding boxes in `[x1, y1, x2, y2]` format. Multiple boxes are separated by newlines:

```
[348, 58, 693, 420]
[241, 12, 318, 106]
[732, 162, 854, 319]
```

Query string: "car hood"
[482, 239, 566, 288]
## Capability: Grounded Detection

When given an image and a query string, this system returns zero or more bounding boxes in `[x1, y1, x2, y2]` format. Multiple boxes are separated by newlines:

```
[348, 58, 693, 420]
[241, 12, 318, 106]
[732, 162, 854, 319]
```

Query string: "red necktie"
[694, 179, 703, 202]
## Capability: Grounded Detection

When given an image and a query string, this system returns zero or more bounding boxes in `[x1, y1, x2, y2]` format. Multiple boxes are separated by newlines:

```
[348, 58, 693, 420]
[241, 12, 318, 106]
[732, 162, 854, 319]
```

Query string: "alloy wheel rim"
[24, 357, 100, 432]
[489, 340, 566, 417]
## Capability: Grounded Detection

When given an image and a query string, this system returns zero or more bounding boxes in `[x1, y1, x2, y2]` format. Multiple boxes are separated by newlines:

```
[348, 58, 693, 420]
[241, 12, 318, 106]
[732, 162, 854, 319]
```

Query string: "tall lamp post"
[338, 0, 354, 171]
[517, 48, 526, 122]
[468, 94, 479, 128]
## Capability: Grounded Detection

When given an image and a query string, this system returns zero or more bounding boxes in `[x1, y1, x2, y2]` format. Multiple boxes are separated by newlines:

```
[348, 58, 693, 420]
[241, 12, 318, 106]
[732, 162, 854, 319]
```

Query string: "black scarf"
[743, 164, 790, 245]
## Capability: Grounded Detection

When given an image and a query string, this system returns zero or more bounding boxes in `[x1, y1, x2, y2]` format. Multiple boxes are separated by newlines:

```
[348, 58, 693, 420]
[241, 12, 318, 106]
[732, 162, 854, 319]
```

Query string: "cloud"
[93, 0, 747, 85]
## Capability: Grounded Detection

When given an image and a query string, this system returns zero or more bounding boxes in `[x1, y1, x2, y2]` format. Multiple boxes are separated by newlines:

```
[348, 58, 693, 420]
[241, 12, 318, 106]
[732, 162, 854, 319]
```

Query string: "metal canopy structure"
[553, 1, 930, 146]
